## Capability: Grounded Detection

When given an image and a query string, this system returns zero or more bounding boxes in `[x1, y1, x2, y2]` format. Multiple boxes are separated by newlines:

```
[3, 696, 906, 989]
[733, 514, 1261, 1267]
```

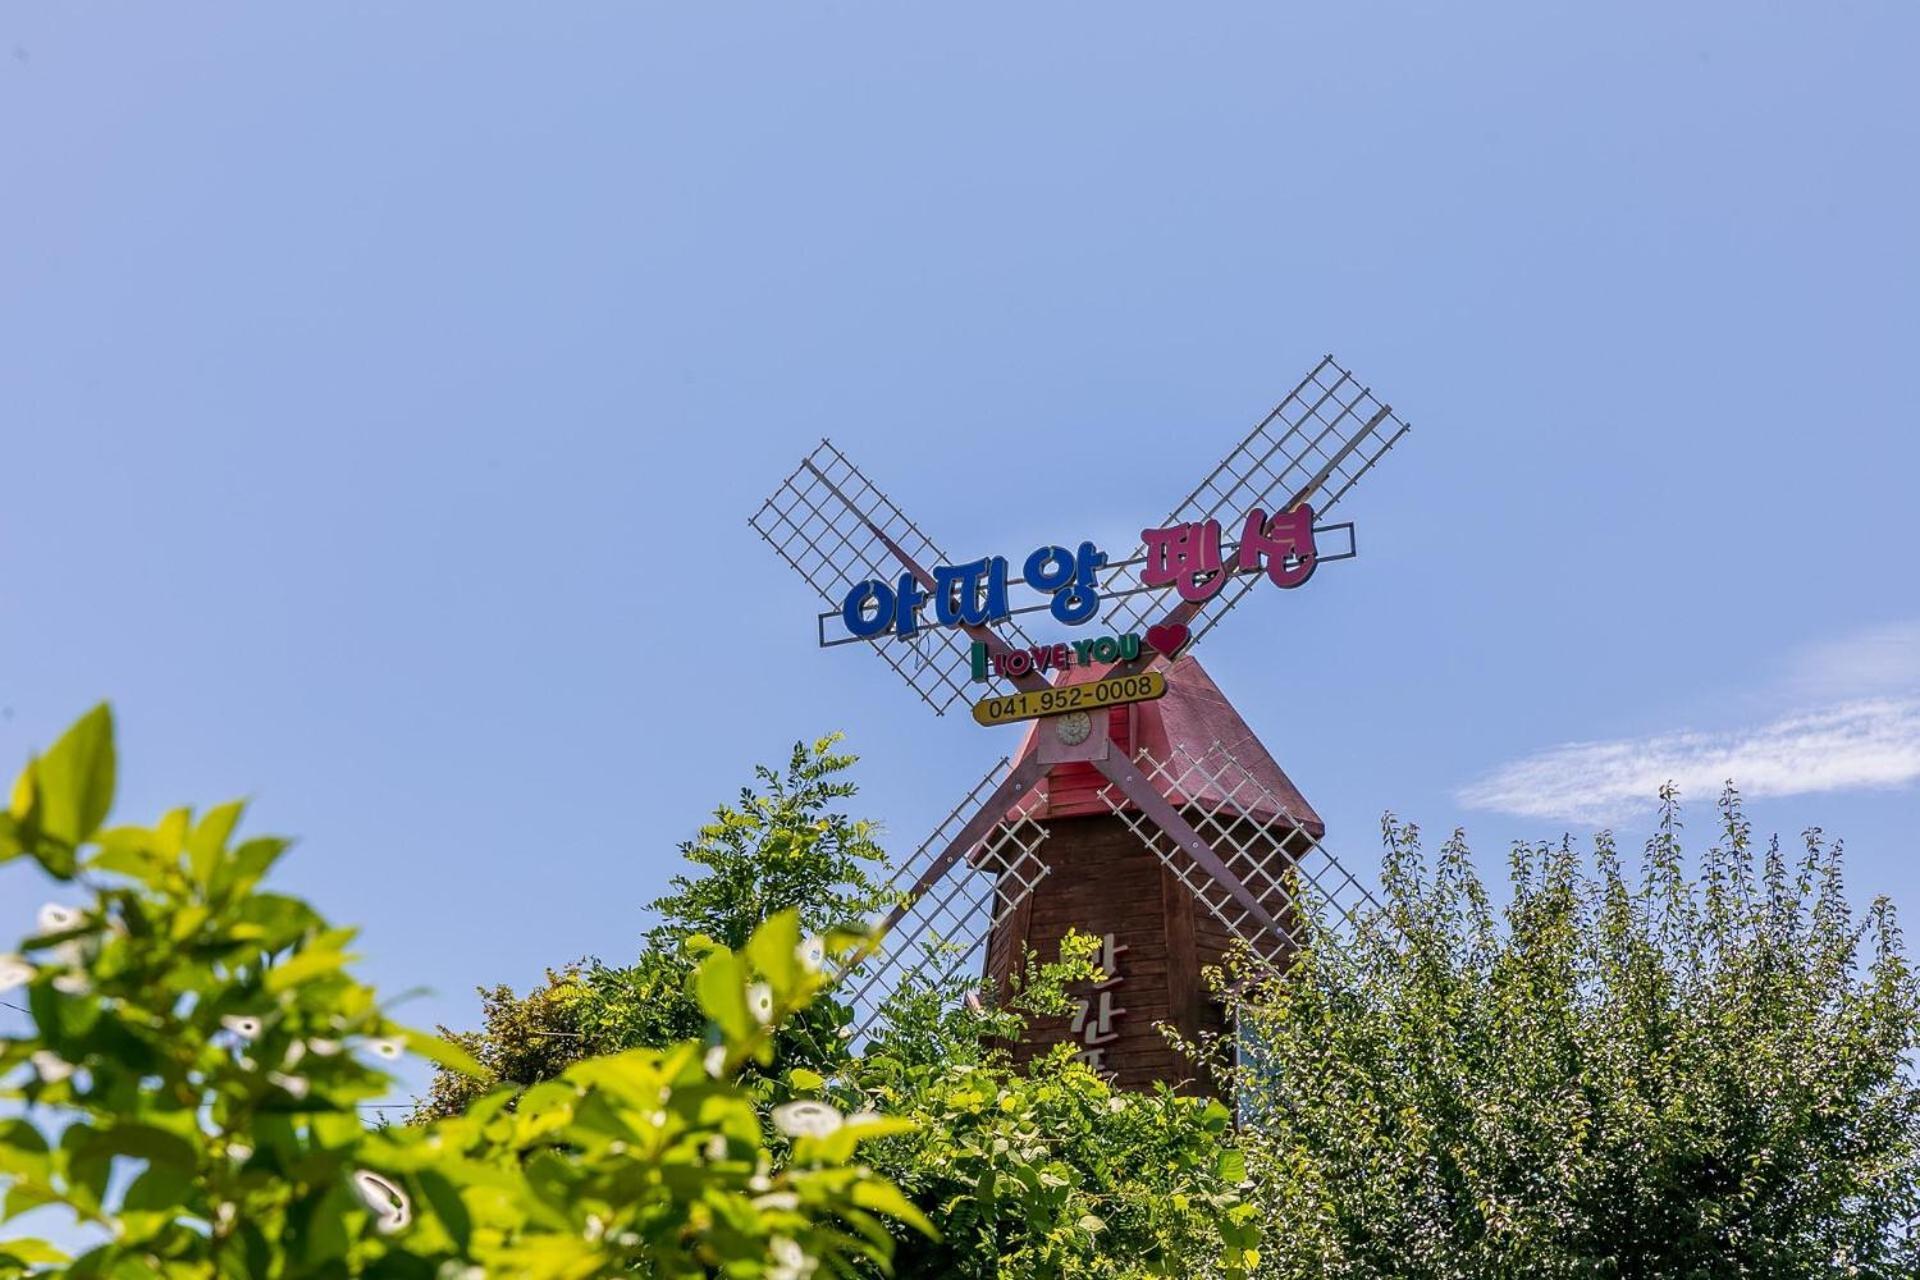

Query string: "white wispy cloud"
[1457, 699, 1920, 825]
[1786, 619, 1920, 701]
[1458, 620, 1920, 825]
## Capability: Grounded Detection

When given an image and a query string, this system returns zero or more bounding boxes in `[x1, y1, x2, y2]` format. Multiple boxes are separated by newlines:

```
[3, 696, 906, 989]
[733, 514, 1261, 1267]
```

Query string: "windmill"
[750, 356, 1410, 1088]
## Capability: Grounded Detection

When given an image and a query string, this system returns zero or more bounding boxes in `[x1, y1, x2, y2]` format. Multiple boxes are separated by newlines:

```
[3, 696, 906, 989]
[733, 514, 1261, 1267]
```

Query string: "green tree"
[417, 736, 891, 1122]
[1234, 788, 1920, 1279]
[0, 707, 928, 1277]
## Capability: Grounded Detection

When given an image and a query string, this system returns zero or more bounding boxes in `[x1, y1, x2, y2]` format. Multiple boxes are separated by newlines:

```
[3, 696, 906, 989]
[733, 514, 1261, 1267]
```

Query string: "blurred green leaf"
[0, 1239, 69, 1266]
[695, 949, 752, 1043]
[746, 908, 803, 997]
[264, 948, 355, 995]
[24, 703, 116, 850]
[187, 799, 245, 887]
[402, 1028, 486, 1080]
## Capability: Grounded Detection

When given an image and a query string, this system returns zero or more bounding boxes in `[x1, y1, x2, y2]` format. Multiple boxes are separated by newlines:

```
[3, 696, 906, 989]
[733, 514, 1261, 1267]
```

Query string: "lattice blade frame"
[1098, 355, 1411, 643]
[750, 439, 1038, 716]
[835, 761, 1051, 1038]
[1098, 740, 1381, 970]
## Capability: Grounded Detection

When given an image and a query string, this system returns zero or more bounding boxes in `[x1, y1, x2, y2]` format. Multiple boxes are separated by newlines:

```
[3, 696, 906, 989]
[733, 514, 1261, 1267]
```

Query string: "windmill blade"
[834, 757, 1052, 1039]
[1097, 355, 1411, 645]
[750, 439, 1041, 715]
[1097, 739, 1382, 970]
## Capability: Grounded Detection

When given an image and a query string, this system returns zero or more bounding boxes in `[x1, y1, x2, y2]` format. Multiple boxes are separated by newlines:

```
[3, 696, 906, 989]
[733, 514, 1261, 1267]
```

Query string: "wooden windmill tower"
[751, 357, 1409, 1091]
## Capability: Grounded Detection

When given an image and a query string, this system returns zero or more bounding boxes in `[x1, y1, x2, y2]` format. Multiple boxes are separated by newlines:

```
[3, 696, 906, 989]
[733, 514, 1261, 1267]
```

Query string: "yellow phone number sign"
[971, 671, 1168, 727]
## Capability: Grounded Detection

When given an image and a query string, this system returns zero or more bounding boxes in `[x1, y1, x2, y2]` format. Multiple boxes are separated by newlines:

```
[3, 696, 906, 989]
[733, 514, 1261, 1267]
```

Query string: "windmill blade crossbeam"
[750, 439, 1039, 714]
[1098, 741, 1383, 970]
[1097, 355, 1411, 643]
[835, 760, 1052, 1038]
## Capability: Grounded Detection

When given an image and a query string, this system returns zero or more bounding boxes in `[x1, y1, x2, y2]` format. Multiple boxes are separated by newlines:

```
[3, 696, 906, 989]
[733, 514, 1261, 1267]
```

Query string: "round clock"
[1054, 709, 1093, 746]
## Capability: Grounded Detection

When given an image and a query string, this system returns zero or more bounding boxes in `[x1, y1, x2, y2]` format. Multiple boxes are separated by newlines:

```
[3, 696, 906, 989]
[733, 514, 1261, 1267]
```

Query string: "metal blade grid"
[749, 439, 1036, 715]
[1098, 355, 1411, 642]
[838, 763, 1051, 1037]
[1099, 741, 1382, 969]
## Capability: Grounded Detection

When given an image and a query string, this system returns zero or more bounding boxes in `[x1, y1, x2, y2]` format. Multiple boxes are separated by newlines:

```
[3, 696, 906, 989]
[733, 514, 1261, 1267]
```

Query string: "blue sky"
[3, 0, 1918, 1122]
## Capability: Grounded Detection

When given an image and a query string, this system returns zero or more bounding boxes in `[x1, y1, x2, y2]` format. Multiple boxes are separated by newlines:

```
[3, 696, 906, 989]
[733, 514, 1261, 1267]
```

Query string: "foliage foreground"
[5, 705, 1920, 1278]
[0, 707, 928, 1277]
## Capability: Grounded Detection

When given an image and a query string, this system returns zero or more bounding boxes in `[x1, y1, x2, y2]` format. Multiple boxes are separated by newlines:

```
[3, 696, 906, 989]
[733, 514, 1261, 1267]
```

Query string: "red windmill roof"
[1004, 653, 1325, 837]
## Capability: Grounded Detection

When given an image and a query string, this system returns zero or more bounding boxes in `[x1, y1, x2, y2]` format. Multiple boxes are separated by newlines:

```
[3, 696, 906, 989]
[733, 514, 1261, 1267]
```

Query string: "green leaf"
[402, 1028, 486, 1079]
[188, 800, 246, 886]
[695, 949, 752, 1043]
[788, 1067, 826, 1092]
[3, 1181, 58, 1221]
[122, 1163, 194, 1215]
[746, 908, 803, 997]
[29, 704, 116, 848]
[849, 1180, 937, 1237]
[89, 827, 170, 888]
[73, 1122, 199, 1172]
[213, 836, 291, 899]
[0, 1239, 69, 1266]
[265, 948, 356, 995]
[416, 1168, 472, 1251]
[1214, 1147, 1247, 1185]
[0, 1118, 51, 1180]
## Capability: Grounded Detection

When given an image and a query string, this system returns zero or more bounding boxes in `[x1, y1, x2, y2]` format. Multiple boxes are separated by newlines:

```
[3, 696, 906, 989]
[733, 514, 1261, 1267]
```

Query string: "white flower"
[228, 1143, 253, 1163]
[351, 1170, 411, 1235]
[704, 1134, 727, 1162]
[647, 1110, 667, 1129]
[307, 1038, 342, 1056]
[747, 982, 774, 1025]
[768, 1236, 817, 1280]
[704, 1044, 728, 1078]
[583, 1214, 605, 1242]
[50, 973, 90, 996]
[753, 1191, 801, 1212]
[365, 1038, 403, 1061]
[268, 1072, 310, 1100]
[282, 1040, 307, 1067]
[795, 937, 826, 973]
[221, 1015, 263, 1041]
[748, 1173, 772, 1193]
[215, 1202, 236, 1231]
[770, 1100, 843, 1139]
[36, 903, 81, 933]
[835, 1025, 855, 1040]
[1107, 1097, 1126, 1113]
[0, 954, 33, 992]
[29, 1050, 74, 1083]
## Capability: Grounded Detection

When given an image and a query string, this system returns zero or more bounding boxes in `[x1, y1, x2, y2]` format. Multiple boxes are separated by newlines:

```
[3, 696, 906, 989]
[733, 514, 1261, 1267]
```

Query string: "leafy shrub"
[0, 707, 927, 1277]
[1234, 792, 1920, 1278]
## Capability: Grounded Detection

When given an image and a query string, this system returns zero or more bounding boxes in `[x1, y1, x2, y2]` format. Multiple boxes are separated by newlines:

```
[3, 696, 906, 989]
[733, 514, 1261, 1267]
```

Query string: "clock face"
[1054, 710, 1093, 745]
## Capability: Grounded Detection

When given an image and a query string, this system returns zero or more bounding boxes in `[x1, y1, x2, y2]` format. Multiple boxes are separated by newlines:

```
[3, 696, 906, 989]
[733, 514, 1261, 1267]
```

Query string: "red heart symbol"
[1145, 623, 1189, 657]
